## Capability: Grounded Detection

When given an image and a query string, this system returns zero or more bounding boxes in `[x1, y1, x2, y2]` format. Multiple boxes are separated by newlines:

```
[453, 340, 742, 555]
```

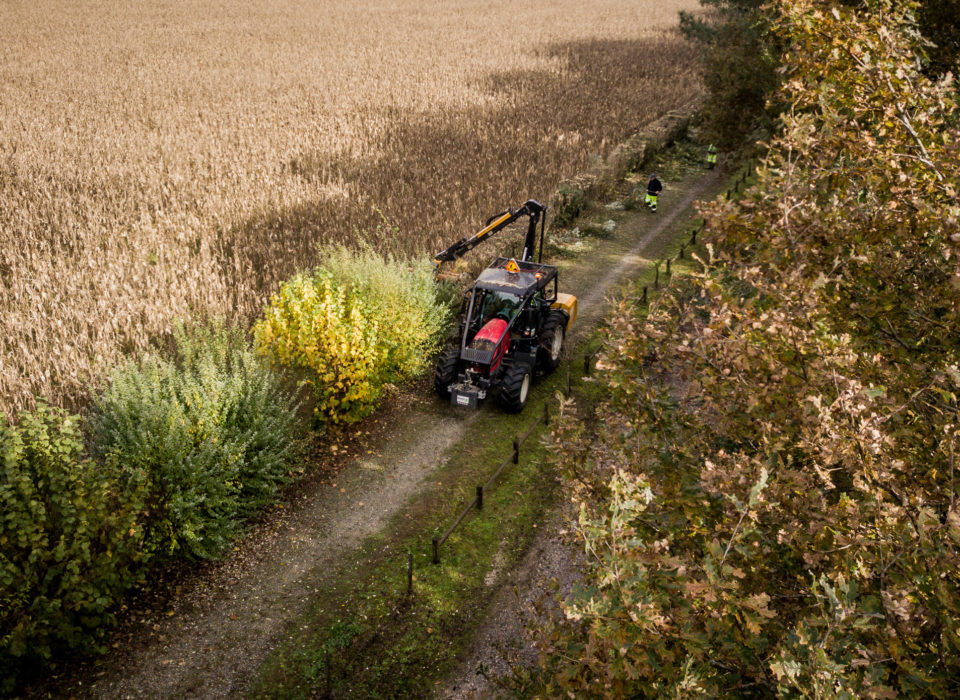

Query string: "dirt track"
[439, 169, 728, 699]
[46, 167, 724, 700]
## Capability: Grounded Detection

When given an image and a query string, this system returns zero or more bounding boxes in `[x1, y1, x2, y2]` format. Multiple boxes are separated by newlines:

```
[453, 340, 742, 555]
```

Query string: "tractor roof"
[474, 258, 557, 295]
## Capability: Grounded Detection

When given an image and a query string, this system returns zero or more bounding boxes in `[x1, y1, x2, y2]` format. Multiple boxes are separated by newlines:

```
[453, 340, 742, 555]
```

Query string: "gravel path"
[48, 168, 723, 700]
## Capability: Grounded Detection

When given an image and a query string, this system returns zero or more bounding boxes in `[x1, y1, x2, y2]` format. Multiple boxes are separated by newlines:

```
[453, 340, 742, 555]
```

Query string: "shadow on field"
[220, 33, 699, 309]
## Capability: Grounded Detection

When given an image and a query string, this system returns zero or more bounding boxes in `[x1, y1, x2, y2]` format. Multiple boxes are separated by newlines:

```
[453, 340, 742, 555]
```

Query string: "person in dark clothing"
[645, 174, 663, 212]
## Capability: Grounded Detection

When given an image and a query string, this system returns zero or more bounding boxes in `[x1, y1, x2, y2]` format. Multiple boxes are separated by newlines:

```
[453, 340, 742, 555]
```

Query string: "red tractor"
[432, 200, 577, 413]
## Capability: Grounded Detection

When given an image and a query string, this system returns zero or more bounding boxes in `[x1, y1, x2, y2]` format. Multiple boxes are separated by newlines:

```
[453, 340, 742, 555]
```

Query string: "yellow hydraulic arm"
[432, 199, 546, 272]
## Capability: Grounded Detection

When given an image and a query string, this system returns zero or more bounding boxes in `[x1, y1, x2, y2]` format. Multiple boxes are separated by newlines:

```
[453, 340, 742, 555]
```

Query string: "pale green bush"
[90, 321, 306, 560]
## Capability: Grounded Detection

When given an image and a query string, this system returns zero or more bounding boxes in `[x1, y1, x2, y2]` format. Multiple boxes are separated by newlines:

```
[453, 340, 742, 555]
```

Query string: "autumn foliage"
[527, 1, 960, 696]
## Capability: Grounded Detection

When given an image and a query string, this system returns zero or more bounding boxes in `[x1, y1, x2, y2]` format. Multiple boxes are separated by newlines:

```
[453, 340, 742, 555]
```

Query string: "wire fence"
[431, 400, 550, 563]
[426, 159, 758, 567]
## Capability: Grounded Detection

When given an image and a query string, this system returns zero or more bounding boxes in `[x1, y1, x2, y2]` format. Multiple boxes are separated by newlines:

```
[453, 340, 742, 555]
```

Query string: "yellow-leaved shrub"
[254, 247, 448, 424]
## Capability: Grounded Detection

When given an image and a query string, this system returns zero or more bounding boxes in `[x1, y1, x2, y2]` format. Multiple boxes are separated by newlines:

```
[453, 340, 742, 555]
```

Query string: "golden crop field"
[0, 0, 701, 414]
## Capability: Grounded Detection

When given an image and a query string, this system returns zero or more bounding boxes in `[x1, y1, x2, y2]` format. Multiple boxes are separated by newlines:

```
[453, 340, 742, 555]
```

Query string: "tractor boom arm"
[433, 199, 546, 272]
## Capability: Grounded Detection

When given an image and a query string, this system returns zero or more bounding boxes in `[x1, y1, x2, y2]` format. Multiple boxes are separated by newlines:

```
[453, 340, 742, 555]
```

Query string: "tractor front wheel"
[434, 346, 460, 399]
[499, 362, 532, 414]
[537, 310, 566, 374]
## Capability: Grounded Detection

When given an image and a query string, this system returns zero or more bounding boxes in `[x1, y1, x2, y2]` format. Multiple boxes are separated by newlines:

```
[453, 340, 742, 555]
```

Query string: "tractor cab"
[462, 258, 559, 346]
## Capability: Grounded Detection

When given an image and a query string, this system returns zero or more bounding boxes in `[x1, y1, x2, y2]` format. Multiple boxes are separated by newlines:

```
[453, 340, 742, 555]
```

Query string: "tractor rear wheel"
[434, 346, 460, 399]
[537, 310, 566, 374]
[499, 362, 532, 413]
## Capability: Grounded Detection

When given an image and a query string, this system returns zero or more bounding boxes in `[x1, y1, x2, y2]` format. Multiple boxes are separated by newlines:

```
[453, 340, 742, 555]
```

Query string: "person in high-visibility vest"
[645, 174, 663, 212]
[706, 143, 718, 169]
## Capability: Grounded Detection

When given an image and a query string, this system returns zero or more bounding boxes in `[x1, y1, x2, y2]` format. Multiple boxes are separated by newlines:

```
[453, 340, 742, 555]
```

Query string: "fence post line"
[679, 244, 685, 259]
[583, 353, 591, 376]
[642, 285, 648, 304]
[654, 263, 660, 289]
[666, 258, 671, 274]
[691, 226, 697, 245]
[428, 394, 557, 565]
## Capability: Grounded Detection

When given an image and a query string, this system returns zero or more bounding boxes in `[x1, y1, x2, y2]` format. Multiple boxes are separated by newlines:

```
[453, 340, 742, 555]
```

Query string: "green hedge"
[0, 404, 149, 692]
[89, 321, 307, 559]
[1, 322, 307, 690]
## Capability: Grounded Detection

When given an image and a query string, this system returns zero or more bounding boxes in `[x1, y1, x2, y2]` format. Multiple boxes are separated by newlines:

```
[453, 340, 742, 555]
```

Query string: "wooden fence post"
[666, 258, 671, 274]
[512, 438, 519, 464]
[432, 537, 440, 564]
[642, 286, 648, 304]
[407, 551, 413, 595]
[654, 263, 660, 289]
[326, 650, 332, 698]
[544, 401, 550, 426]
[476, 485, 483, 510]
[583, 353, 591, 376]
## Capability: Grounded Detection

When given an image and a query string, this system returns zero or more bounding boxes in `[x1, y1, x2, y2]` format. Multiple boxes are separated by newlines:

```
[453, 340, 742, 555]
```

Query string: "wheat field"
[0, 0, 701, 414]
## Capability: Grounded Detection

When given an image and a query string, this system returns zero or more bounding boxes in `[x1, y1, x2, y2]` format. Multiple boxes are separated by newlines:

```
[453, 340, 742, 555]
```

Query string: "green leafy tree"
[0, 405, 148, 692]
[522, 1, 960, 696]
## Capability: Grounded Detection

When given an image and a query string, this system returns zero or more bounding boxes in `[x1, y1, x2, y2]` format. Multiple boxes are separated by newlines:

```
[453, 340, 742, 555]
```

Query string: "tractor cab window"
[477, 290, 521, 326]
[466, 289, 520, 352]
[544, 277, 558, 304]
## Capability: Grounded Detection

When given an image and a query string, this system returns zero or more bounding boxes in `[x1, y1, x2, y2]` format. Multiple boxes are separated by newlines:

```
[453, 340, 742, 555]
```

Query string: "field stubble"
[0, 0, 700, 413]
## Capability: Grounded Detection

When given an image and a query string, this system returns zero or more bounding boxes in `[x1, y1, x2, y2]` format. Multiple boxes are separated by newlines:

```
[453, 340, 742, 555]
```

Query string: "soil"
[34, 165, 725, 700]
